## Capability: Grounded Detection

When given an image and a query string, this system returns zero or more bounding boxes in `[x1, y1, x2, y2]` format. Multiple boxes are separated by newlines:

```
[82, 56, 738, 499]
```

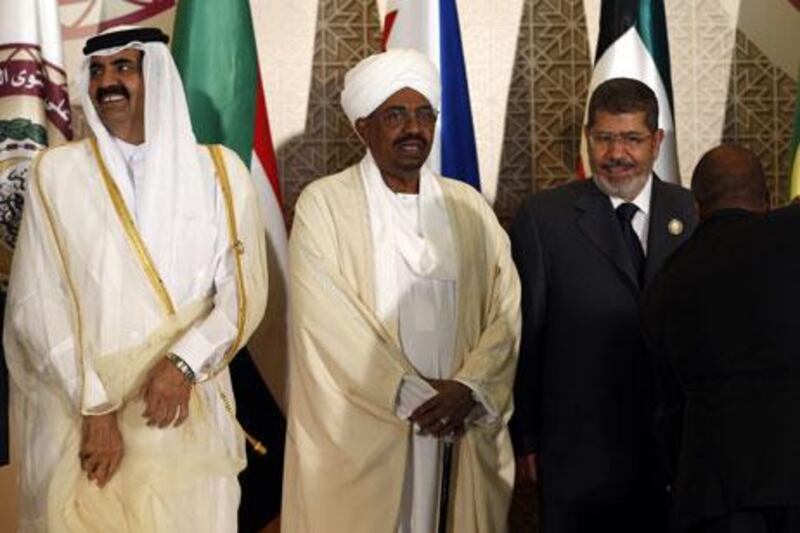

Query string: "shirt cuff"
[454, 378, 499, 427]
[170, 329, 216, 381]
[81, 367, 115, 415]
[395, 374, 437, 419]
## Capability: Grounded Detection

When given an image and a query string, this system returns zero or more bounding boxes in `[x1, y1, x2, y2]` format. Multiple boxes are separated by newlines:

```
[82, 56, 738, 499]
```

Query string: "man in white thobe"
[282, 49, 521, 533]
[3, 26, 267, 532]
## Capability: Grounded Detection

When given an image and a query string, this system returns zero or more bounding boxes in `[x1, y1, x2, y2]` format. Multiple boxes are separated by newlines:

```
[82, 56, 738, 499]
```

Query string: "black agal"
[83, 27, 169, 56]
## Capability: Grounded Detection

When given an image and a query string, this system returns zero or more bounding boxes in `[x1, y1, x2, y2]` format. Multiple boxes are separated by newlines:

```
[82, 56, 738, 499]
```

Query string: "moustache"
[95, 84, 129, 101]
[394, 134, 428, 147]
[601, 158, 635, 171]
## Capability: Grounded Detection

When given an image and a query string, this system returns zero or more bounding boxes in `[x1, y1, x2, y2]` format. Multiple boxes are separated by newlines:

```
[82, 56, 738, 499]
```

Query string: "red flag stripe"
[381, 10, 398, 51]
[253, 71, 282, 205]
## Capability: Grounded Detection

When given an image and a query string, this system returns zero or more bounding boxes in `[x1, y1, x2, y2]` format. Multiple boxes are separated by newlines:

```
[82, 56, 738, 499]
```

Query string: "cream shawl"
[282, 164, 520, 533]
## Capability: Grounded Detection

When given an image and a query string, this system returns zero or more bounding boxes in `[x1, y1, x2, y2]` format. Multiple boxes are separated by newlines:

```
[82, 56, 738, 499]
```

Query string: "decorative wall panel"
[495, 0, 591, 226]
[722, 32, 796, 205]
[278, 0, 382, 222]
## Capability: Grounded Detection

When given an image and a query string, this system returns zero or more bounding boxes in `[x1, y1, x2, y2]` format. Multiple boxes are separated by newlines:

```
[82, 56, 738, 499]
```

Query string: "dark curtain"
[230, 348, 286, 532]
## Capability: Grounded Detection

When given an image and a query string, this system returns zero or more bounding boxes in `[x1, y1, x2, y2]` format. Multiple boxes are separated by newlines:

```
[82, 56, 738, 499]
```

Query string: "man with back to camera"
[282, 48, 521, 532]
[510, 77, 697, 532]
[3, 26, 267, 532]
[642, 145, 800, 533]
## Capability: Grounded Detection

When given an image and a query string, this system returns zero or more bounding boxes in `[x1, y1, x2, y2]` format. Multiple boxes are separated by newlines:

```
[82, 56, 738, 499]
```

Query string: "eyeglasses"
[374, 106, 439, 128]
[588, 132, 653, 150]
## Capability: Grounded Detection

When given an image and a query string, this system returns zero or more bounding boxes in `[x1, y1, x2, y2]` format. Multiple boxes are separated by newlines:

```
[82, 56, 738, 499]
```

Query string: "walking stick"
[437, 439, 454, 533]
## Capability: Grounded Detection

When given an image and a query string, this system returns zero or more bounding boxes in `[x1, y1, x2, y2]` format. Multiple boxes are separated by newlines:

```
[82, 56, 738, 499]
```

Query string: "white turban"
[341, 48, 441, 123]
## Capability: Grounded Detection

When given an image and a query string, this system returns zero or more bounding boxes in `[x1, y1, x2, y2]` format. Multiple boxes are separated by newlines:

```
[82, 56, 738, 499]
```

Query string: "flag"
[383, 0, 481, 190]
[58, 0, 176, 40]
[789, 70, 800, 200]
[580, 0, 680, 184]
[0, 0, 72, 466]
[172, 2, 287, 530]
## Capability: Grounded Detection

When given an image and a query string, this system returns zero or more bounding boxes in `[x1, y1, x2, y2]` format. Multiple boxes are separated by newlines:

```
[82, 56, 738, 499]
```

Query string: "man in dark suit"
[642, 145, 800, 533]
[510, 77, 696, 533]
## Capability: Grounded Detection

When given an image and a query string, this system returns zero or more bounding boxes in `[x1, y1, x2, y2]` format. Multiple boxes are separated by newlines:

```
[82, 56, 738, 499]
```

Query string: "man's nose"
[607, 136, 627, 157]
[402, 112, 422, 133]
[97, 69, 118, 89]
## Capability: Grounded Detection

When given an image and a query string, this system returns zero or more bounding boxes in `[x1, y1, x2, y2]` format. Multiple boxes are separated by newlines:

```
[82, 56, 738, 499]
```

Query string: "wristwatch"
[166, 352, 196, 383]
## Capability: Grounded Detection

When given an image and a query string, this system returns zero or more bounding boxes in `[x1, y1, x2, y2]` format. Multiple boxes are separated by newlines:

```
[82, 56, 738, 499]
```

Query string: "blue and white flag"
[384, 0, 481, 190]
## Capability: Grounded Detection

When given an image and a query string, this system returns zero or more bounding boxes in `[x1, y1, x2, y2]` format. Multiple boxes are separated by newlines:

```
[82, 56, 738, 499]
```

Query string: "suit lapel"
[575, 181, 639, 296]
[644, 177, 689, 286]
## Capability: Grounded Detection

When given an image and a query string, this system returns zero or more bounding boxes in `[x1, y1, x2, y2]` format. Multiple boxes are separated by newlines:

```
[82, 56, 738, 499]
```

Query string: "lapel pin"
[667, 218, 684, 236]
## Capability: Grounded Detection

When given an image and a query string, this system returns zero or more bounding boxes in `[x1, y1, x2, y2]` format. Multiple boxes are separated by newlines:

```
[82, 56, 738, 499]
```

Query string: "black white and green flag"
[582, 0, 680, 184]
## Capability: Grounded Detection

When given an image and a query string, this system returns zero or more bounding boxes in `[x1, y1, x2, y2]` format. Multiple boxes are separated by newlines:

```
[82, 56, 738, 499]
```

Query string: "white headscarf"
[340, 48, 441, 123]
[78, 26, 213, 290]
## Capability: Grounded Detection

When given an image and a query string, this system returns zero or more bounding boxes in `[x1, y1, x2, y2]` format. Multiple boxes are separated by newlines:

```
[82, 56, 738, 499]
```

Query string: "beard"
[592, 166, 649, 201]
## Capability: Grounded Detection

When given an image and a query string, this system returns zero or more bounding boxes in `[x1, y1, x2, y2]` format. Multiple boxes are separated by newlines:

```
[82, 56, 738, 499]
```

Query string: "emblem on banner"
[0, 44, 72, 254]
[60, 0, 176, 39]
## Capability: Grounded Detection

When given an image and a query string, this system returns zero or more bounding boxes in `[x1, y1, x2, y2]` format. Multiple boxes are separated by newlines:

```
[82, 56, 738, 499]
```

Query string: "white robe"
[365, 164, 498, 532]
[4, 139, 268, 533]
[394, 193, 457, 532]
[282, 161, 520, 533]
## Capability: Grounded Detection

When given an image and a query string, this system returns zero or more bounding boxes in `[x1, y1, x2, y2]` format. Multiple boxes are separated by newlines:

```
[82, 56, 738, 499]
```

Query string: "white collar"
[112, 136, 146, 162]
[360, 152, 457, 324]
[609, 173, 653, 215]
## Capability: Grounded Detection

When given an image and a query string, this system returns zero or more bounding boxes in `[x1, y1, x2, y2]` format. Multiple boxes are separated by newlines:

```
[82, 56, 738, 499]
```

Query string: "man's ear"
[651, 128, 665, 157]
[354, 117, 369, 143]
[693, 198, 703, 220]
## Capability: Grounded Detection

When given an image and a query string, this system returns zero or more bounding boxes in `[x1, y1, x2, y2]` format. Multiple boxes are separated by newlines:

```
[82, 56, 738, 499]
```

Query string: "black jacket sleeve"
[508, 202, 547, 455]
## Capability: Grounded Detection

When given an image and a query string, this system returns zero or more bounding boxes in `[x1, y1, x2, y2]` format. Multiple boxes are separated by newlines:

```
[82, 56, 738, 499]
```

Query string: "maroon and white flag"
[0, 0, 72, 277]
[59, 0, 176, 40]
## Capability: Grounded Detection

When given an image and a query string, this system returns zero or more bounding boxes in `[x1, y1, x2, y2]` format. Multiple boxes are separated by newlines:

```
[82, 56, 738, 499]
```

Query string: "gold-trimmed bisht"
[90, 138, 266, 456]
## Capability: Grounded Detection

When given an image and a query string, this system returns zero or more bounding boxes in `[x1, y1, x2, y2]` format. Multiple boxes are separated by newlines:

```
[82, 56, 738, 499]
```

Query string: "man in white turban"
[282, 49, 521, 533]
[3, 26, 268, 532]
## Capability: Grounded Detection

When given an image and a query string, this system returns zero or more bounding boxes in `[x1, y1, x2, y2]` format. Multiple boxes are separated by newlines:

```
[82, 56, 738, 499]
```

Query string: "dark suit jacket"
[642, 206, 800, 529]
[509, 177, 696, 502]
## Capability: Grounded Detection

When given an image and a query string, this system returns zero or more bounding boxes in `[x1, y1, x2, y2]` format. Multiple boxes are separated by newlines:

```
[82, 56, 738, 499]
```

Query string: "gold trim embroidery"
[207, 146, 265, 456]
[89, 137, 176, 317]
[89, 139, 263, 454]
[208, 145, 247, 359]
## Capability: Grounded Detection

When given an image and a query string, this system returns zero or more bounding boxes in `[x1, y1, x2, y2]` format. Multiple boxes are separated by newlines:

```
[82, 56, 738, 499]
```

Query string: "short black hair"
[691, 144, 769, 216]
[587, 78, 659, 132]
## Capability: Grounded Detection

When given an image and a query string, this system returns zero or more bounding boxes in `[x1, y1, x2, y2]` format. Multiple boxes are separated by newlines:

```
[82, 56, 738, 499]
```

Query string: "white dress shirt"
[608, 174, 654, 254]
